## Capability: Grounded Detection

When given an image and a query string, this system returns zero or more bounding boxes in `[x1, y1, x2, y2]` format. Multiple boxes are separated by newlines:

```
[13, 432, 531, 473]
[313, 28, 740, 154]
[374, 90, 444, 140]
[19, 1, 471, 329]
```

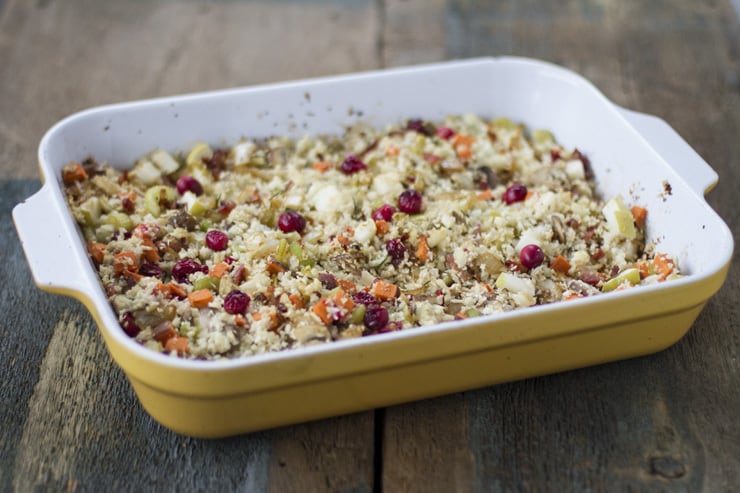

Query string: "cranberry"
[436, 126, 455, 140]
[205, 230, 229, 251]
[372, 204, 396, 222]
[172, 258, 207, 283]
[503, 183, 528, 204]
[277, 210, 306, 233]
[139, 262, 163, 277]
[340, 154, 368, 174]
[352, 291, 377, 305]
[223, 290, 250, 315]
[319, 272, 338, 290]
[364, 305, 389, 332]
[520, 244, 545, 269]
[385, 238, 407, 265]
[217, 200, 236, 216]
[121, 312, 140, 337]
[176, 175, 203, 195]
[406, 119, 432, 136]
[398, 189, 423, 214]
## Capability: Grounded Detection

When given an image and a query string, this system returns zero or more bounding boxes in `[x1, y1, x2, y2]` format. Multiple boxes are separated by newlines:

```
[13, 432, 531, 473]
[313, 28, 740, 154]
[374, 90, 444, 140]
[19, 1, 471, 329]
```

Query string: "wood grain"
[1, 1, 738, 492]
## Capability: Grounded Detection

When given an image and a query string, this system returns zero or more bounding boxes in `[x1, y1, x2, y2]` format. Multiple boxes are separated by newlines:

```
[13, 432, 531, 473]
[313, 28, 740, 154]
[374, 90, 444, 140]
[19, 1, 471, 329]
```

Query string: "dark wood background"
[1, 1, 738, 491]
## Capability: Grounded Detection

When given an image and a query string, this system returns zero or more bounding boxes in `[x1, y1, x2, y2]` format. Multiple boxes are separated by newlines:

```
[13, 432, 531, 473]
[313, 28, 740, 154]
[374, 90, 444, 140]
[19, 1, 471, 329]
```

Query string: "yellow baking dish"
[13, 57, 733, 437]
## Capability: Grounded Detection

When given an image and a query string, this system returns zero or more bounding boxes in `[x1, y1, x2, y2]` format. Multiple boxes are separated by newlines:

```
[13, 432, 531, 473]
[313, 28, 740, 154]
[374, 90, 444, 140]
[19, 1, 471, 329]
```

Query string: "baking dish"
[13, 57, 733, 437]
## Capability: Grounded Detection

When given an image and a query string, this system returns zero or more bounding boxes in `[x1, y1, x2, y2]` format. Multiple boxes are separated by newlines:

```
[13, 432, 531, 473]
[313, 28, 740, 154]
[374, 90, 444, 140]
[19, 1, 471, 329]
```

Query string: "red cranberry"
[121, 312, 140, 337]
[340, 154, 368, 174]
[372, 204, 396, 222]
[364, 305, 389, 331]
[278, 210, 306, 233]
[172, 258, 207, 283]
[318, 272, 338, 290]
[520, 244, 545, 269]
[398, 189, 423, 214]
[436, 126, 455, 140]
[217, 200, 236, 216]
[352, 291, 377, 305]
[205, 230, 229, 251]
[385, 238, 407, 265]
[139, 262, 162, 277]
[224, 290, 250, 315]
[406, 119, 432, 136]
[503, 183, 528, 204]
[176, 175, 203, 195]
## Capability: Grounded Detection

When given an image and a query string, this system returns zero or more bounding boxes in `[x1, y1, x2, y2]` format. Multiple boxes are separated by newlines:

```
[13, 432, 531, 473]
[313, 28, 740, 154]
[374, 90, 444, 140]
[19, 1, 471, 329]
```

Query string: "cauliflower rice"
[61, 115, 680, 359]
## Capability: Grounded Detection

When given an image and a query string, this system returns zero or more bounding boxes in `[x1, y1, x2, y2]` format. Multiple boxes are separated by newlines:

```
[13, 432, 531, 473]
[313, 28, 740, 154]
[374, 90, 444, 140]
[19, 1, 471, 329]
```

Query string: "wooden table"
[1, 1, 738, 491]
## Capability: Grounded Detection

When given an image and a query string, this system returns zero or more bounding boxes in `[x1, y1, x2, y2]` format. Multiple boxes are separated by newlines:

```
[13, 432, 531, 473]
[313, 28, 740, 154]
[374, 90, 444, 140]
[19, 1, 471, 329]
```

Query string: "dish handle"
[12, 183, 95, 297]
[618, 107, 718, 196]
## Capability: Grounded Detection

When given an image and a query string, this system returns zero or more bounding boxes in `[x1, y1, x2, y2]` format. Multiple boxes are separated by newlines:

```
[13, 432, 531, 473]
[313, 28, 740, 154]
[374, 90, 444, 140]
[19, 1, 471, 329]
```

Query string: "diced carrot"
[164, 336, 190, 356]
[385, 145, 400, 157]
[266, 259, 288, 275]
[635, 261, 650, 279]
[477, 189, 493, 201]
[141, 238, 160, 262]
[564, 293, 583, 301]
[252, 312, 262, 321]
[416, 236, 430, 263]
[371, 279, 398, 301]
[123, 270, 143, 283]
[550, 255, 571, 274]
[167, 282, 187, 299]
[344, 226, 355, 236]
[312, 161, 332, 173]
[452, 134, 475, 159]
[311, 298, 331, 324]
[209, 262, 230, 279]
[337, 279, 356, 292]
[87, 241, 106, 264]
[62, 162, 88, 185]
[374, 219, 389, 235]
[336, 235, 350, 247]
[289, 293, 305, 309]
[188, 289, 213, 308]
[631, 206, 648, 227]
[113, 251, 138, 276]
[652, 253, 675, 280]
[525, 190, 535, 200]
[333, 289, 355, 311]
[153, 323, 177, 344]
[235, 314, 247, 327]
[455, 312, 468, 320]
[132, 224, 152, 240]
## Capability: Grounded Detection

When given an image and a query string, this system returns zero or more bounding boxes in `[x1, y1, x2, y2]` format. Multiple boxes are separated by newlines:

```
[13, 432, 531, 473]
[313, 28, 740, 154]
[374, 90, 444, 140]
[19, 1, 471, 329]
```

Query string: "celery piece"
[532, 129, 554, 144]
[150, 149, 181, 174]
[493, 117, 517, 130]
[602, 197, 636, 239]
[103, 211, 134, 231]
[290, 241, 314, 266]
[276, 238, 290, 263]
[185, 143, 213, 169]
[79, 197, 101, 226]
[144, 185, 175, 217]
[132, 159, 162, 186]
[350, 305, 366, 325]
[193, 276, 219, 292]
[602, 268, 641, 292]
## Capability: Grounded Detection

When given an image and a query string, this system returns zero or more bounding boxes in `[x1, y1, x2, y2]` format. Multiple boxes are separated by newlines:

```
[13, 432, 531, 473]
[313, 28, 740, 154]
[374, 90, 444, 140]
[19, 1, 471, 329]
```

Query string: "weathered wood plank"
[380, 0, 740, 491]
[0, 0, 381, 180]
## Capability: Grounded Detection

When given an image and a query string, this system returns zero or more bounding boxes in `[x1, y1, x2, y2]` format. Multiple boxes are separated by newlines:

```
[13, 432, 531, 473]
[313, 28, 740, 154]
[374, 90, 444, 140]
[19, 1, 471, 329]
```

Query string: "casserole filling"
[62, 115, 680, 359]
